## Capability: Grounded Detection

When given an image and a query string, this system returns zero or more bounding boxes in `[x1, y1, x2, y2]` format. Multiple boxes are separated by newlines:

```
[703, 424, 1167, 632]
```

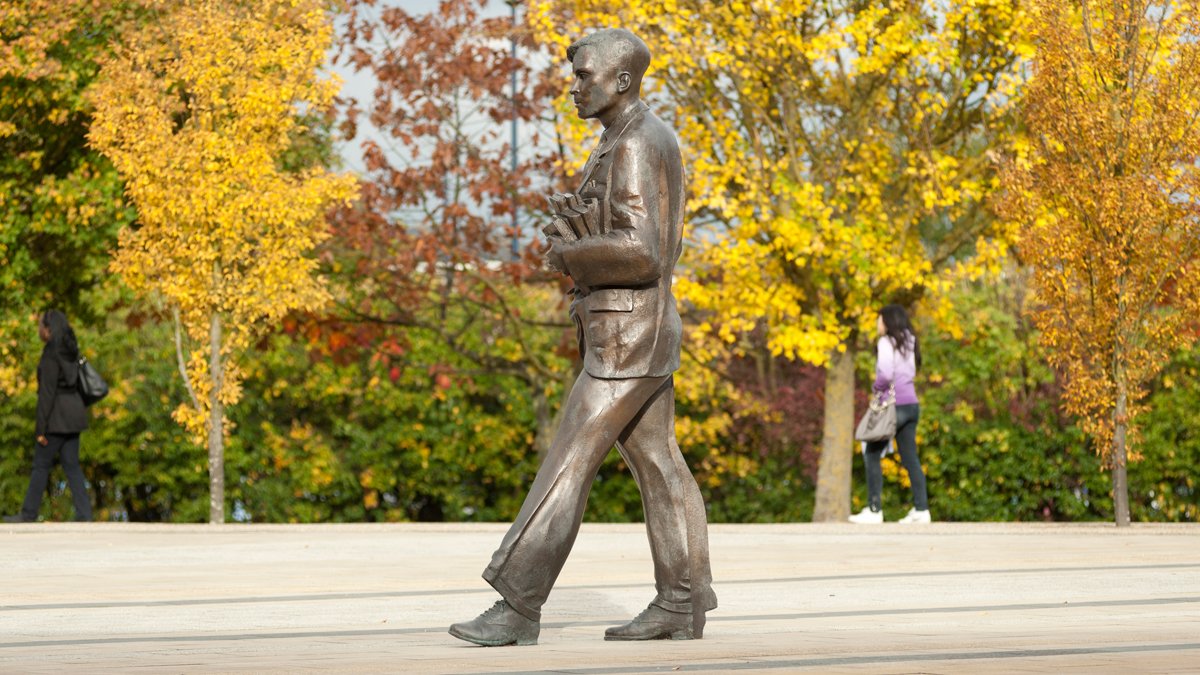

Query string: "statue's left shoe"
[605, 603, 700, 640]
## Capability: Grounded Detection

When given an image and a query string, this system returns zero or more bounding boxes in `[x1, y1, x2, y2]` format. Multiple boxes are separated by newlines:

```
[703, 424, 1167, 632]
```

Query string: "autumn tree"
[1, 0, 141, 519]
[531, 0, 1031, 520]
[0, 0, 137, 389]
[333, 0, 577, 459]
[88, 0, 356, 523]
[1001, 0, 1200, 526]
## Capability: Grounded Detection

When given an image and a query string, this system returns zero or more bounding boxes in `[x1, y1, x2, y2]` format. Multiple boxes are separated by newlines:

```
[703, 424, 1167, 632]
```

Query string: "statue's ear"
[616, 71, 632, 93]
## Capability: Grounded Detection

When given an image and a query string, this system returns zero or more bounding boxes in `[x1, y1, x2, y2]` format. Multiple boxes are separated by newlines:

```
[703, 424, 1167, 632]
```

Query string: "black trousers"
[863, 404, 927, 511]
[21, 433, 93, 522]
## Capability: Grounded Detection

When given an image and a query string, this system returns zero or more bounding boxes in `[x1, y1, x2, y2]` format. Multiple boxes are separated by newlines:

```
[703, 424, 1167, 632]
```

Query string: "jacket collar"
[596, 100, 649, 154]
[579, 100, 649, 184]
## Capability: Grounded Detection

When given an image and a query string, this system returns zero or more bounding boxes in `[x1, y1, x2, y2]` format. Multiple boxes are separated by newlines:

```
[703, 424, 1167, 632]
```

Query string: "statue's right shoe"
[448, 600, 539, 646]
[605, 603, 700, 640]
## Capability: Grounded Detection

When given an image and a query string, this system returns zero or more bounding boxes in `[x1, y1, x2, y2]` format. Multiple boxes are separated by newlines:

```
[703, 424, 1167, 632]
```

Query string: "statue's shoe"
[449, 600, 539, 646]
[605, 603, 701, 640]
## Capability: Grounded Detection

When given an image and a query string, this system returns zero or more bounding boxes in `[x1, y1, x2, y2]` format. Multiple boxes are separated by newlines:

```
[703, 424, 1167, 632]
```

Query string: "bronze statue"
[448, 28, 716, 647]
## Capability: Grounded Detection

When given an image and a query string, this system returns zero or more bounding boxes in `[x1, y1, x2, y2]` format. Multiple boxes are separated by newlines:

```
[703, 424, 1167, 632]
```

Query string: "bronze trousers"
[483, 372, 716, 622]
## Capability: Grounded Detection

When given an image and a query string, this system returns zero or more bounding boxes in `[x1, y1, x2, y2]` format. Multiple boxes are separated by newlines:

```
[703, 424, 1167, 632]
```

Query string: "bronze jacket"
[560, 101, 685, 380]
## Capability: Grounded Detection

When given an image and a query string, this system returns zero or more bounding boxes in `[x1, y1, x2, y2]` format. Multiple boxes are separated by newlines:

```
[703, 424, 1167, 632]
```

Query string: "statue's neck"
[599, 98, 644, 130]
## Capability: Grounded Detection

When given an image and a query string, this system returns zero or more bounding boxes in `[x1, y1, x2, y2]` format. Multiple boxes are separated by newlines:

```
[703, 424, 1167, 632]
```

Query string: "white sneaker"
[898, 508, 931, 524]
[848, 507, 883, 524]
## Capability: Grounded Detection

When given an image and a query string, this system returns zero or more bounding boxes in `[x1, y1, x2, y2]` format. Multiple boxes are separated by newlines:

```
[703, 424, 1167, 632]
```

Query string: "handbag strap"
[889, 332, 900, 392]
[874, 334, 899, 406]
[881, 331, 903, 405]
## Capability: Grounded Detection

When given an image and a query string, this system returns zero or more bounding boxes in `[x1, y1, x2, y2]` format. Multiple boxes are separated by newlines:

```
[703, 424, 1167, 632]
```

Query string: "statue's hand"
[545, 237, 569, 276]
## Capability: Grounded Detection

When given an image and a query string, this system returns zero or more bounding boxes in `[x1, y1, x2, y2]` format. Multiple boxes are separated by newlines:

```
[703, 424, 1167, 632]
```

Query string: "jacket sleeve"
[35, 353, 59, 438]
[559, 136, 662, 288]
[874, 337, 896, 393]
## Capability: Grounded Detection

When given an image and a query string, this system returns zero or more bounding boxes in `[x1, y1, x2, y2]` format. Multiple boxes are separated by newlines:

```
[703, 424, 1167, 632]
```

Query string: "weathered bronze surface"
[449, 28, 716, 647]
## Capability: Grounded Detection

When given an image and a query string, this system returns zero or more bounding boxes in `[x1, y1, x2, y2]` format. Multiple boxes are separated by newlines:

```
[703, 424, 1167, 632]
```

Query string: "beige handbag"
[855, 385, 896, 442]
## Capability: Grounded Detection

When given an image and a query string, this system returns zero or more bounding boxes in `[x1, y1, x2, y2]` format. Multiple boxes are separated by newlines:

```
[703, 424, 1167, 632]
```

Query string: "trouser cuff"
[483, 567, 541, 622]
[652, 589, 718, 615]
[651, 598, 691, 614]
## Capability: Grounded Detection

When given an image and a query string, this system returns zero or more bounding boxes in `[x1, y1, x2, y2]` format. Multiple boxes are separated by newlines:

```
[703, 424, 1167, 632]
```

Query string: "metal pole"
[508, 0, 520, 262]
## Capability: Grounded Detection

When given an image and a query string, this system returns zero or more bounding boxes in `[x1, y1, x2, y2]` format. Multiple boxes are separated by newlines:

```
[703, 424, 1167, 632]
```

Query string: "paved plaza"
[1, 521, 1197, 673]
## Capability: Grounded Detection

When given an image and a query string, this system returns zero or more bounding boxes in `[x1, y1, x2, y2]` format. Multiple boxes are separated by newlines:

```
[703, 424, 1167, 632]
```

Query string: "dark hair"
[879, 304, 921, 369]
[42, 309, 80, 363]
[566, 28, 652, 81]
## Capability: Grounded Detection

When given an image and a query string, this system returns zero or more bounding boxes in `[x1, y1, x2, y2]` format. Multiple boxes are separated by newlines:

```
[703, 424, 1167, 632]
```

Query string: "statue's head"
[566, 28, 651, 123]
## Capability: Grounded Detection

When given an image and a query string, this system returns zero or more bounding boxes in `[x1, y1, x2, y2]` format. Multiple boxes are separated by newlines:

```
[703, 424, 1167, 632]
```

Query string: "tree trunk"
[812, 347, 855, 522]
[208, 311, 225, 524]
[1112, 377, 1131, 527]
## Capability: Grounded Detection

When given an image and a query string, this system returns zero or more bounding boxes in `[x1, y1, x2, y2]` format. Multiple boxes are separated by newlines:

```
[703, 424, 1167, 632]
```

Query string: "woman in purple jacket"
[849, 304, 930, 524]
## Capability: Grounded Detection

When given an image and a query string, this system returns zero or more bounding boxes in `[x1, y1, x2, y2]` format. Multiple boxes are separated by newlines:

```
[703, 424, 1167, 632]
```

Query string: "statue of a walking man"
[448, 28, 716, 646]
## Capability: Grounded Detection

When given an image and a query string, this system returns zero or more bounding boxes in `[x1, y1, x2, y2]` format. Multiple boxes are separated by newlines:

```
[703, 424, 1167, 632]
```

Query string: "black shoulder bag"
[77, 356, 110, 406]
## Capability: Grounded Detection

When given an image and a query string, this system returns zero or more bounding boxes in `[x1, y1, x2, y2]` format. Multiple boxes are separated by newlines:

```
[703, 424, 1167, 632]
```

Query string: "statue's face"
[569, 45, 621, 121]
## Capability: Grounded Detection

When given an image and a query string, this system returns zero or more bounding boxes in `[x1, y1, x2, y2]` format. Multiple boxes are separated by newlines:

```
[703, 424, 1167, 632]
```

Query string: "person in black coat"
[4, 310, 93, 522]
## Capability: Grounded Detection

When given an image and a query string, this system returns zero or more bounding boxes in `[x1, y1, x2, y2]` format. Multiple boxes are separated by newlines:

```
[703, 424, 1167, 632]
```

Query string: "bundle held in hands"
[542, 192, 602, 241]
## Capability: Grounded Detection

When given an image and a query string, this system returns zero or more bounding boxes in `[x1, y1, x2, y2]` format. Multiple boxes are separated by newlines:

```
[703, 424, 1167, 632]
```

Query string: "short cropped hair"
[566, 28, 651, 81]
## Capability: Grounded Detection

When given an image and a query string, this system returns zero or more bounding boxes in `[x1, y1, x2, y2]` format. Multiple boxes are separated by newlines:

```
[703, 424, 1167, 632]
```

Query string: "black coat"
[35, 345, 88, 437]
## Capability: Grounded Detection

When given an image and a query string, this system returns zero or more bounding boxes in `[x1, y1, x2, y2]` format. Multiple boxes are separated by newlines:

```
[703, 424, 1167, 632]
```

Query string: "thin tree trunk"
[208, 310, 225, 524]
[173, 306, 200, 411]
[1112, 376, 1131, 527]
[813, 347, 855, 522]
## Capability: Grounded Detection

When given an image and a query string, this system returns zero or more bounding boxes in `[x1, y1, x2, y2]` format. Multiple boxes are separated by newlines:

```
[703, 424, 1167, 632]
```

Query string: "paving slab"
[1, 522, 1197, 673]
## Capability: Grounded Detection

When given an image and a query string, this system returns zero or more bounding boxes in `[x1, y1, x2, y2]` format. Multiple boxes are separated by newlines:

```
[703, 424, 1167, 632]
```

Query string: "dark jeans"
[863, 404, 927, 511]
[21, 433, 93, 522]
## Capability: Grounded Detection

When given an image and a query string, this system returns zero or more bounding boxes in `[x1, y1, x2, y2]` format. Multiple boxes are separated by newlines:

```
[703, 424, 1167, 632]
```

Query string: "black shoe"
[2, 515, 32, 523]
[449, 600, 539, 646]
[605, 603, 700, 641]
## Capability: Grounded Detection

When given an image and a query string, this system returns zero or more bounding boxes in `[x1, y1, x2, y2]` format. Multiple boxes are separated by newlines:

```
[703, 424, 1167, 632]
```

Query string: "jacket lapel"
[577, 101, 649, 188]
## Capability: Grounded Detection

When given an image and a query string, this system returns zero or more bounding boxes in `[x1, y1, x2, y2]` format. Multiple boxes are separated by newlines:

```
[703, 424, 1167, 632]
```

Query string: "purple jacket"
[873, 333, 918, 406]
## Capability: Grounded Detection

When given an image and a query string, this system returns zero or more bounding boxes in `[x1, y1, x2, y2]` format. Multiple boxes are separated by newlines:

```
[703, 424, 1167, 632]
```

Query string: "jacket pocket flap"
[587, 288, 634, 312]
